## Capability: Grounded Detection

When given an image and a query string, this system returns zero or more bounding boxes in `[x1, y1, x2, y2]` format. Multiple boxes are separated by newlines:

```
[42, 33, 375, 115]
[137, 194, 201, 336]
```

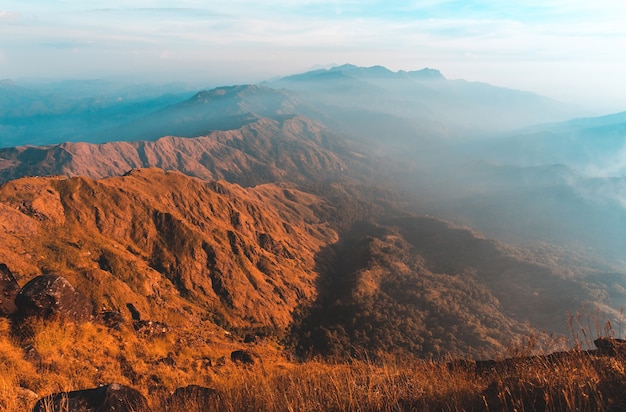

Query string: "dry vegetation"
[2, 314, 626, 411]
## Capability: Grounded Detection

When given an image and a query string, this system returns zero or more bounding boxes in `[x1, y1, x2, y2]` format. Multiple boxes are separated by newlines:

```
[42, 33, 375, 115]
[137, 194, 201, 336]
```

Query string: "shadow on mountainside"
[288, 216, 593, 361]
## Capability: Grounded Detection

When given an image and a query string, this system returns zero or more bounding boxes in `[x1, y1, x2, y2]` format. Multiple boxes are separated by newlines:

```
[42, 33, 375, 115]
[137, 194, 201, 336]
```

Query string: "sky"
[1, 0, 626, 111]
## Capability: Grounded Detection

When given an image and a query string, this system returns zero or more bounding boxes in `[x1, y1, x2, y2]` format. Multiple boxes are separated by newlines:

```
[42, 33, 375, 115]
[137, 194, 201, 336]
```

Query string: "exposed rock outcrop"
[15, 274, 93, 322]
[594, 337, 626, 357]
[0, 170, 337, 330]
[231, 349, 255, 365]
[32, 383, 151, 412]
[448, 338, 626, 376]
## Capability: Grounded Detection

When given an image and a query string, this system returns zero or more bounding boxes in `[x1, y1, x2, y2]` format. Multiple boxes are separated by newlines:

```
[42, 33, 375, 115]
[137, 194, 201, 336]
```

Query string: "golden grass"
[2, 315, 626, 411]
[156, 352, 626, 412]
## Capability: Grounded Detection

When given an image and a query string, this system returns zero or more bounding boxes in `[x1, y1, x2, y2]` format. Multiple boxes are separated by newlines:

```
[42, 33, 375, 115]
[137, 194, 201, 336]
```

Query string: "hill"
[0, 116, 370, 186]
[0, 64, 624, 410]
[267, 64, 577, 145]
[459, 110, 626, 175]
[0, 168, 338, 330]
[0, 167, 620, 410]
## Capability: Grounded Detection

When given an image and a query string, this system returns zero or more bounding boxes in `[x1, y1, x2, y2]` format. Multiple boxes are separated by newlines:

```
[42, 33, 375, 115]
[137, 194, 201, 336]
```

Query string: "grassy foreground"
[1, 315, 626, 411]
[160, 354, 626, 411]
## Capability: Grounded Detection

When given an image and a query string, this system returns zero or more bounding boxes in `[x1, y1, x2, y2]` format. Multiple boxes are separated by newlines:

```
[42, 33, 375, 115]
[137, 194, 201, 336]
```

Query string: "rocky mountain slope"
[0, 168, 337, 330]
[290, 215, 597, 359]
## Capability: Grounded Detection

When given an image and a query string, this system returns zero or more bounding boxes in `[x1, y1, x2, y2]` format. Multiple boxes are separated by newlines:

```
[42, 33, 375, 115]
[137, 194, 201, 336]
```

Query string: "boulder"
[231, 349, 255, 365]
[166, 385, 220, 408]
[32, 383, 151, 412]
[100, 310, 124, 329]
[594, 337, 626, 357]
[126, 303, 141, 321]
[0, 264, 20, 316]
[15, 274, 93, 322]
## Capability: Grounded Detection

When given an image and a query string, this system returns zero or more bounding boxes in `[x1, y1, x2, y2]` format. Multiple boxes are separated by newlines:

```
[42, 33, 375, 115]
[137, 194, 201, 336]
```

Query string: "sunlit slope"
[0, 169, 336, 330]
[0, 116, 367, 186]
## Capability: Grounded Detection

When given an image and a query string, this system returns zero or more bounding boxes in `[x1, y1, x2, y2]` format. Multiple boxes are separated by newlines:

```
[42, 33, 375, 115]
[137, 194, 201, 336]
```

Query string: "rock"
[0, 264, 20, 316]
[474, 359, 497, 374]
[166, 385, 220, 408]
[100, 310, 124, 329]
[15, 274, 93, 322]
[446, 359, 476, 372]
[126, 303, 141, 321]
[595, 337, 626, 357]
[156, 353, 176, 366]
[231, 349, 255, 365]
[32, 383, 151, 412]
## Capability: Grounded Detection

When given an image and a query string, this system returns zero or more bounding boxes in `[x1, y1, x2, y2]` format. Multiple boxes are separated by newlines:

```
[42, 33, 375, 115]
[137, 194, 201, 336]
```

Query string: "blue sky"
[1, 1, 625, 110]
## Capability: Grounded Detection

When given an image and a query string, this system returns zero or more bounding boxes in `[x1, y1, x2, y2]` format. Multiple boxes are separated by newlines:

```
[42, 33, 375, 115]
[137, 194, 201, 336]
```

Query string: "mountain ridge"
[0, 116, 367, 186]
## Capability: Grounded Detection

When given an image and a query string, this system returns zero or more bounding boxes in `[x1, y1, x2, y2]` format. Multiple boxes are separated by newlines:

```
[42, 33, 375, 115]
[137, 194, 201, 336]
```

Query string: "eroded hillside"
[0, 168, 337, 330]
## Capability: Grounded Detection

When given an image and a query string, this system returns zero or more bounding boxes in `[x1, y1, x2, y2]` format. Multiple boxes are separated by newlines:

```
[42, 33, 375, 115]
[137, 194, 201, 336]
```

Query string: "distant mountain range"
[268, 64, 577, 142]
[1, 65, 579, 149]
[414, 110, 626, 261]
[459, 110, 626, 175]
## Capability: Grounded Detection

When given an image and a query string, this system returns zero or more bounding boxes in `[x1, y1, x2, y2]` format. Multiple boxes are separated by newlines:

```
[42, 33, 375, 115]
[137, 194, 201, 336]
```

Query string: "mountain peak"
[190, 84, 271, 102]
[329, 64, 395, 78]
[406, 68, 445, 81]
[288, 64, 444, 82]
[329, 63, 358, 71]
